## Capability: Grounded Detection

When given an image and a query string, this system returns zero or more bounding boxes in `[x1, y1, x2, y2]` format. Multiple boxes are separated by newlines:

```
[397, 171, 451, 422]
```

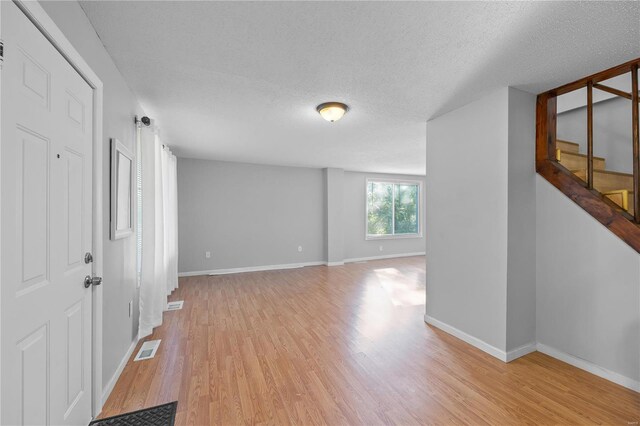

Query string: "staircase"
[536, 57, 640, 254]
[556, 140, 635, 216]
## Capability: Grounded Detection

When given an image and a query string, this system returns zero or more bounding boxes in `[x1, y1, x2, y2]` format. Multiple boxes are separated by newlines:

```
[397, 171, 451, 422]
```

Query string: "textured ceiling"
[79, 1, 640, 175]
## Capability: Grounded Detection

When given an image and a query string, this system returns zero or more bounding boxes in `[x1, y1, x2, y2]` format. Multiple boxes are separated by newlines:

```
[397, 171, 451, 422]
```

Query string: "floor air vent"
[166, 301, 184, 311]
[134, 340, 161, 361]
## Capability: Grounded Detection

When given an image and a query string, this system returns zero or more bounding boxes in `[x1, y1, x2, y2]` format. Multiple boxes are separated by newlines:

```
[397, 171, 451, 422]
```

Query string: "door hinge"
[0, 40, 4, 67]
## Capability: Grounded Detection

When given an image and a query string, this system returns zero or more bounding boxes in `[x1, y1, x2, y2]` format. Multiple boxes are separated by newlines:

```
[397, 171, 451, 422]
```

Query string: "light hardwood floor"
[101, 256, 639, 424]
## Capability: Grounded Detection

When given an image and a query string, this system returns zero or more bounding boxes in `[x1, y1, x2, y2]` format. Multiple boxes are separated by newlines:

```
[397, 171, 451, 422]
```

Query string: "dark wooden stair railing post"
[587, 81, 594, 189]
[632, 63, 639, 222]
[548, 95, 557, 161]
[536, 92, 557, 169]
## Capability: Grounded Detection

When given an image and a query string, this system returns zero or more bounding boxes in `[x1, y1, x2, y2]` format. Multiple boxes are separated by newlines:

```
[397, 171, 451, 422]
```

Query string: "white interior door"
[1, 2, 94, 425]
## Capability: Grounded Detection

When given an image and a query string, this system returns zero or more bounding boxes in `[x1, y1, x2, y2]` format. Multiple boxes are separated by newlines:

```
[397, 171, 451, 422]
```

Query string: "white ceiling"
[79, 1, 640, 175]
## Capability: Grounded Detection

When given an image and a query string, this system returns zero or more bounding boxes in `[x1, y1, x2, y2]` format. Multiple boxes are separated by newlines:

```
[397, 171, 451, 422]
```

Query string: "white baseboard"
[506, 342, 537, 362]
[102, 337, 139, 404]
[344, 252, 426, 263]
[178, 253, 426, 277]
[536, 343, 640, 392]
[424, 314, 536, 363]
[178, 261, 326, 277]
[424, 314, 509, 362]
[424, 315, 639, 392]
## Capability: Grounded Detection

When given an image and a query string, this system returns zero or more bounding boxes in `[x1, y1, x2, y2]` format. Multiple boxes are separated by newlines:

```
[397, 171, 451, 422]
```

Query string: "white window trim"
[365, 178, 423, 240]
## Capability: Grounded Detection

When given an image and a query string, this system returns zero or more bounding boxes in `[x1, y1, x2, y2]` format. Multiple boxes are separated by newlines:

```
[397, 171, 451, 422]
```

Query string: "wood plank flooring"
[100, 256, 639, 425]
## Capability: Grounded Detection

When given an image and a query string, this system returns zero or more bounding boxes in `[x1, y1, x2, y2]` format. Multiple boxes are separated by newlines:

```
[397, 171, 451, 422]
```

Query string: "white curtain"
[138, 125, 178, 339]
[162, 145, 179, 296]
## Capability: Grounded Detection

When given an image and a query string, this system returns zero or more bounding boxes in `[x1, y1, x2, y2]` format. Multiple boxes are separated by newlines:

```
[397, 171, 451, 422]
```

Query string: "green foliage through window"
[367, 181, 419, 237]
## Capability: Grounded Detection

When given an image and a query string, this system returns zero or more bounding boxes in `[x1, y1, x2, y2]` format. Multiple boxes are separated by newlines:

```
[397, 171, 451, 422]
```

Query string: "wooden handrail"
[550, 58, 640, 96]
[536, 57, 640, 253]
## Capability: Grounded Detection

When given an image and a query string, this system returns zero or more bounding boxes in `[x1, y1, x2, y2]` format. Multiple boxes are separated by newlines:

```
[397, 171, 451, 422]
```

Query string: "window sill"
[366, 233, 423, 241]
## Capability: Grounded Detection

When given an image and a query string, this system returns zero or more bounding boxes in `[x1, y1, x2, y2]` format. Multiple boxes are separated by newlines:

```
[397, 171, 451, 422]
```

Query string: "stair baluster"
[587, 81, 594, 190]
[631, 63, 639, 222]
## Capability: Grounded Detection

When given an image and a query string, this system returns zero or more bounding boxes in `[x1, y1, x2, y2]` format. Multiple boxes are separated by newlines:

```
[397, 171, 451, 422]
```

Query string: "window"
[366, 179, 421, 239]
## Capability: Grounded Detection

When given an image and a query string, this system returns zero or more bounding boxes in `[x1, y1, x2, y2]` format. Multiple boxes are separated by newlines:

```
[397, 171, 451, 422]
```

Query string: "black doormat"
[89, 402, 177, 426]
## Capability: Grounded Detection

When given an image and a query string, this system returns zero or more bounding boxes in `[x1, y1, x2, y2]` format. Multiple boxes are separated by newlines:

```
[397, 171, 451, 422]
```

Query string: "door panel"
[65, 148, 84, 268]
[18, 127, 50, 287]
[2, 2, 94, 425]
[64, 300, 84, 415]
[65, 91, 85, 130]
[19, 48, 51, 109]
[18, 324, 49, 426]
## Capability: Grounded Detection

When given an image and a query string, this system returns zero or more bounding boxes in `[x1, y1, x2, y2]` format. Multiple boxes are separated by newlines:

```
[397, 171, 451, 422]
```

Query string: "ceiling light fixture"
[316, 102, 349, 122]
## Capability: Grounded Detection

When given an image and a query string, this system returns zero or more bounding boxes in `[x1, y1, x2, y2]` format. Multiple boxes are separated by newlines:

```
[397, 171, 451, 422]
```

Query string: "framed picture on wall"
[110, 138, 134, 240]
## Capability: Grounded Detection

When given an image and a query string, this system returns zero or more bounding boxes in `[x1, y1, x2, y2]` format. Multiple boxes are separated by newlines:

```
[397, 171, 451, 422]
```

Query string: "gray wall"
[425, 88, 510, 351]
[425, 87, 537, 355]
[177, 158, 326, 272]
[557, 96, 634, 173]
[40, 2, 144, 393]
[343, 171, 426, 260]
[506, 88, 537, 351]
[427, 85, 638, 385]
[536, 176, 640, 384]
[326, 168, 345, 264]
[177, 159, 426, 273]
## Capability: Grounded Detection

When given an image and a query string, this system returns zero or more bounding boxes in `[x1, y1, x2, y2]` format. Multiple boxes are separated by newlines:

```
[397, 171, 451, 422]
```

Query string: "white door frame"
[0, 0, 105, 418]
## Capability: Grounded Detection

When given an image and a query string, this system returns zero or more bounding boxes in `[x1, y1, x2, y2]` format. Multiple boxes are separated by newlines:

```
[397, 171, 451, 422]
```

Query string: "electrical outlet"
[129, 300, 133, 318]
[205, 251, 211, 259]
[298, 246, 303, 252]
[379, 245, 384, 252]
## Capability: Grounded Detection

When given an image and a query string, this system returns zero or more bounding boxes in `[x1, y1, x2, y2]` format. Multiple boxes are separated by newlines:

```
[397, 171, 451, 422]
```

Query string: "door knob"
[84, 275, 103, 288]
